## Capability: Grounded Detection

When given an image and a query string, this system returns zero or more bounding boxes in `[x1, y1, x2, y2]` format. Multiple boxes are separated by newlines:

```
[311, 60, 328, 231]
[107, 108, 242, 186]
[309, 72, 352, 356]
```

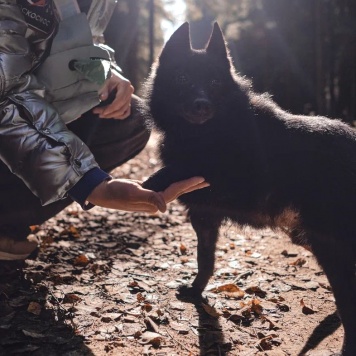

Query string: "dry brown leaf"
[29, 225, 40, 233]
[69, 226, 81, 238]
[27, 301, 41, 315]
[170, 321, 190, 334]
[260, 315, 281, 330]
[142, 303, 153, 312]
[300, 298, 316, 314]
[290, 258, 306, 267]
[281, 250, 298, 257]
[41, 235, 54, 247]
[258, 333, 281, 351]
[73, 254, 90, 267]
[63, 293, 82, 304]
[319, 282, 332, 291]
[128, 281, 139, 288]
[268, 296, 286, 303]
[245, 286, 267, 298]
[137, 292, 145, 303]
[277, 303, 290, 312]
[139, 331, 163, 347]
[250, 298, 263, 315]
[180, 256, 189, 264]
[202, 303, 222, 318]
[180, 243, 187, 254]
[212, 283, 245, 298]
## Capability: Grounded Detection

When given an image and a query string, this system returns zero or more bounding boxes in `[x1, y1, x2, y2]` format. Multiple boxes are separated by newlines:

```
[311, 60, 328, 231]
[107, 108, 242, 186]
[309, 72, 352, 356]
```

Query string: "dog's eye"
[176, 74, 189, 85]
[211, 79, 221, 87]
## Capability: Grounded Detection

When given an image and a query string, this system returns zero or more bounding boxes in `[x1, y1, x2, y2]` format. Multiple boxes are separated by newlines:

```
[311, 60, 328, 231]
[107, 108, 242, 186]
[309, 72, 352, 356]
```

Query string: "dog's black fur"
[142, 22, 356, 355]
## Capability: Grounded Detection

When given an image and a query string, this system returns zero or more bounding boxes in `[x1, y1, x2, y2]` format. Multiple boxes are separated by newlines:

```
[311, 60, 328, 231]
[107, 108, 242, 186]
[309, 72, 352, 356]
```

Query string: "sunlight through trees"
[105, 0, 356, 122]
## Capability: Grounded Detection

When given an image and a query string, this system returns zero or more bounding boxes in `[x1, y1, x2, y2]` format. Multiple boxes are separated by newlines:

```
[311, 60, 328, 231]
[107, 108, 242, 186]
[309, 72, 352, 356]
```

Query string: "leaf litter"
[0, 133, 344, 355]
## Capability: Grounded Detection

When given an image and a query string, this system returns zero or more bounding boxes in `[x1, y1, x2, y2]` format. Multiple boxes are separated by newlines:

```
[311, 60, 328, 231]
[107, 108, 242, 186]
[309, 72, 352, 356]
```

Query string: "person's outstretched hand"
[87, 177, 209, 214]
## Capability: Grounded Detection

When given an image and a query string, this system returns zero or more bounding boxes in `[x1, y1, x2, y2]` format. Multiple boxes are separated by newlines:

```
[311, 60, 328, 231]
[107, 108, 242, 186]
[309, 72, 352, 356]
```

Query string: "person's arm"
[0, 2, 99, 205]
[87, 176, 210, 214]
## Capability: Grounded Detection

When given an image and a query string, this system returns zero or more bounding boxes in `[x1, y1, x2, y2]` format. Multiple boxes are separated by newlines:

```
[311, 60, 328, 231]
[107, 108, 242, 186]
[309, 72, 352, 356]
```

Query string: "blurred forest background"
[104, 0, 356, 124]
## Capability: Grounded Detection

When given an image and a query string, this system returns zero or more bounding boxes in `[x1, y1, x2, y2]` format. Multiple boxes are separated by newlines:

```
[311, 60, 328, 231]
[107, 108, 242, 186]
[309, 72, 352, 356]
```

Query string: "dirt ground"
[0, 134, 344, 356]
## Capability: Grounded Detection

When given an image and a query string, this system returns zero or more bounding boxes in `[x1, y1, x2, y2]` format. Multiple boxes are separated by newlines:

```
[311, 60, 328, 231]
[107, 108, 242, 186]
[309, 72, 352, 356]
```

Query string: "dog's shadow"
[177, 289, 342, 355]
[298, 311, 342, 356]
[176, 292, 230, 355]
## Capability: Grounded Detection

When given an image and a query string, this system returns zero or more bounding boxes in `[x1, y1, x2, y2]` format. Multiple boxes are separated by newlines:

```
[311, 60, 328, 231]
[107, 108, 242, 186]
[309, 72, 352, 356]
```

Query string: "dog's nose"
[193, 98, 213, 116]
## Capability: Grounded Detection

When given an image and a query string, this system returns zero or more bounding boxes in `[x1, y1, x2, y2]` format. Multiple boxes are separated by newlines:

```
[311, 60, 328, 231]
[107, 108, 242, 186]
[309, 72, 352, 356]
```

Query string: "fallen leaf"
[61, 225, 81, 239]
[142, 303, 153, 312]
[119, 323, 142, 336]
[300, 298, 316, 314]
[245, 286, 267, 298]
[169, 301, 185, 311]
[29, 225, 40, 233]
[276, 303, 290, 312]
[202, 303, 222, 318]
[27, 302, 41, 315]
[73, 254, 90, 267]
[137, 292, 145, 303]
[281, 250, 298, 257]
[258, 333, 281, 350]
[211, 284, 245, 299]
[290, 258, 306, 267]
[319, 282, 332, 291]
[139, 331, 163, 347]
[170, 321, 190, 334]
[260, 315, 281, 330]
[180, 256, 189, 264]
[268, 296, 285, 303]
[63, 293, 82, 304]
[250, 298, 263, 315]
[180, 243, 187, 254]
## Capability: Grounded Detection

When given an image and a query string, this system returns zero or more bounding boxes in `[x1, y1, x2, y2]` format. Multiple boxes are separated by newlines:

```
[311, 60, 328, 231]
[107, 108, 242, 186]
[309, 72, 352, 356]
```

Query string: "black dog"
[142, 22, 356, 355]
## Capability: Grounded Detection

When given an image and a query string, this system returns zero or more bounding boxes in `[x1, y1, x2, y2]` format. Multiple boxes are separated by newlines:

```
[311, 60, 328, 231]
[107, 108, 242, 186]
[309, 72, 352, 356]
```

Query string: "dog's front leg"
[143, 165, 194, 192]
[179, 210, 223, 298]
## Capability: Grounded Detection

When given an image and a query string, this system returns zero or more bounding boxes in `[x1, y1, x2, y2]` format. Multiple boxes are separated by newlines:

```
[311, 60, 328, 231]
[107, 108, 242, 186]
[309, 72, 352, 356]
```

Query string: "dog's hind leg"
[308, 232, 356, 356]
[178, 210, 223, 298]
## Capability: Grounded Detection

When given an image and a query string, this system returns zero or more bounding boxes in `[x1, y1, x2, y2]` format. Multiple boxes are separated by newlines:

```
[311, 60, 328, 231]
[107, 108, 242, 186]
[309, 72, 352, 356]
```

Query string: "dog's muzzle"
[183, 98, 214, 124]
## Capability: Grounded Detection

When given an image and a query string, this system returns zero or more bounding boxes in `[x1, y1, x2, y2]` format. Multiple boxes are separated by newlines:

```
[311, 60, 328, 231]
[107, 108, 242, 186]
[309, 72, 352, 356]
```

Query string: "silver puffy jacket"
[0, 0, 114, 206]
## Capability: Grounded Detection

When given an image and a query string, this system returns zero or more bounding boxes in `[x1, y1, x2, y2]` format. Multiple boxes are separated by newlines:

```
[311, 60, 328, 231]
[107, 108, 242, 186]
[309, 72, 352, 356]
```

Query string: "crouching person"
[0, 0, 208, 260]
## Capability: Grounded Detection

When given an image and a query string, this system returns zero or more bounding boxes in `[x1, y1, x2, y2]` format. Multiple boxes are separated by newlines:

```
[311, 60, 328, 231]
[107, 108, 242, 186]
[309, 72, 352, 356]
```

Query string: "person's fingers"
[93, 102, 131, 119]
[146, 191, 167, 213]
[101, 105, 131, 120]
[129, 204, 159, 214]
[96, 92, 132, 118]
[173, 176, 207, 189]
[162, 177, 210, 202]
[175, 181, 210, 196]
[163, 182, 210, 203]
[131, 180, 143, 185]
[129, 185, 167, 213]
[98, 86, 110, 101]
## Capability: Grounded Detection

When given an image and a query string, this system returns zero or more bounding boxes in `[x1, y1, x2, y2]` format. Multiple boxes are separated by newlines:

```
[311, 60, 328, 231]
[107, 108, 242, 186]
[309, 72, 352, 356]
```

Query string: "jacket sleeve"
[0, 1, 100, 206]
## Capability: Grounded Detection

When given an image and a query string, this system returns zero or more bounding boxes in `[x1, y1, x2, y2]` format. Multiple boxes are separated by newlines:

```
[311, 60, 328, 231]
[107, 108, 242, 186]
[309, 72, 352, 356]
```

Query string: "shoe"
[0, 234, 39, 261]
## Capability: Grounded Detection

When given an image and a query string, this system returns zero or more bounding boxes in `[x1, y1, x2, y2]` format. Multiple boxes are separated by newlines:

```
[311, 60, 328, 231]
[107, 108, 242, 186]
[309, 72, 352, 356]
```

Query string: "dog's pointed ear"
[159, 22, 191, 64]
[206, 22, 230, 65]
